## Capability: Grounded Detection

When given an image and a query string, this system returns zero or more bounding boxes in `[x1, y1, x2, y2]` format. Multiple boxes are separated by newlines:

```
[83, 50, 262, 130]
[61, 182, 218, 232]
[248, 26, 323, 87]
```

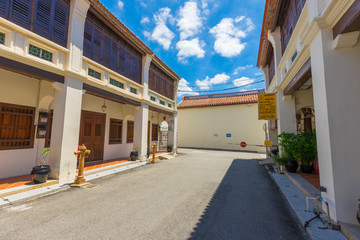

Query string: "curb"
[0, 160, 150, 208]
[264, 166, 347, 240]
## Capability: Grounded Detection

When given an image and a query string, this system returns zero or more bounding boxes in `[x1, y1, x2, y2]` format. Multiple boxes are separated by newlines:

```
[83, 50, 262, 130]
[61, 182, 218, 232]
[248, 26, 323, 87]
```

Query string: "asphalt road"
[0, 148, 307, 240]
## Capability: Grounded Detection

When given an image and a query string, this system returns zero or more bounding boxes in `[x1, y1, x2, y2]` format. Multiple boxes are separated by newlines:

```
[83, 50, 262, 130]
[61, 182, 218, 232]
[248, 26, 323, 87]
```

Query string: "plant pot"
[357, 204, 360, 224]
[167, 146, 172, 152]
[31, 165, 51, 184]
[130, 152, 138, 161]
[301, 165, 313, 174]
[285, 161, 298, 173]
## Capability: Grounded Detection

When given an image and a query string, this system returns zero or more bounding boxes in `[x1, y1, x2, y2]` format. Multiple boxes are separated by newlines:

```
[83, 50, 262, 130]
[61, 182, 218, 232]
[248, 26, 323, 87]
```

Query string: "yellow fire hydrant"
[151, 143, 156, 164]
[72, 144, 91, 186]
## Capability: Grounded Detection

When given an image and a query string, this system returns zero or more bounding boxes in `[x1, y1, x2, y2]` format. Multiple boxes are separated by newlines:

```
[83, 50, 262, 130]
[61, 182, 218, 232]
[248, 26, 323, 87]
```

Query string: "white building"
[0, 0, 180, 182]
[178, 91, 267, 153]
[257, 0, 360, 225]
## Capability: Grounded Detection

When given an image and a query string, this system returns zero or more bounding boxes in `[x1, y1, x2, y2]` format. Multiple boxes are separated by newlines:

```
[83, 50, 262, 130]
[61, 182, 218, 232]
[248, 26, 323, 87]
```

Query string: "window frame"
[0, 102, 36, 150]
[126, 120, 134, 143]
[109, 118, 123, 144]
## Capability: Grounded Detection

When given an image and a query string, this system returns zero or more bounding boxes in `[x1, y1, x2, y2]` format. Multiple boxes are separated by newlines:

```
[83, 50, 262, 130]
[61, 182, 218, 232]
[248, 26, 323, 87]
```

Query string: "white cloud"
[147, 8, 175, 50]
[233, 77, 255, 87]
[195, 73, 230, 90]
[140, 1, 146, 7]
[209, 16, 255, 57]
[140, 17, 150, 25]
[178, 78, 199, 96]
[177, 1, 203, 40]
[254, 72, 263, 76]
[176, 38, 205, 62]
[117, 0, 124, 10]
[233, 64, 253, 75]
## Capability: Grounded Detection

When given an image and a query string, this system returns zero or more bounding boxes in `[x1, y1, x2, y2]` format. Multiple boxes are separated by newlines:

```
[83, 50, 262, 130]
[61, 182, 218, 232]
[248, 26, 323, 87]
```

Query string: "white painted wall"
[81, 93, 135, 161]
[178, 104, 267, 153]
[0, 69, 55, 178]
[311, 29, 360, 224]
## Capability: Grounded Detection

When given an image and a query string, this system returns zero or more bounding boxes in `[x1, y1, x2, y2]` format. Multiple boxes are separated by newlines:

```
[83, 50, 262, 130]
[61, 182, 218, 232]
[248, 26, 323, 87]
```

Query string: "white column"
[67, 0, 90, 72]
[310, 28, 360, 224]
[134, 103, 149, 161]
[142, 54, 153, 99]
[50, 76, 83, 183]
[276, 91, 297, 135]
[171, 113, 178, 154]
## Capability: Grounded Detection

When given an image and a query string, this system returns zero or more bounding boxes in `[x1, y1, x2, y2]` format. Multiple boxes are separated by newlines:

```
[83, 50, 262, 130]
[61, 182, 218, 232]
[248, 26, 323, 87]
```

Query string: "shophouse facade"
[258, 0, 360, 225]
[0, 0, 180, 182]
[177, 90, 267, 153]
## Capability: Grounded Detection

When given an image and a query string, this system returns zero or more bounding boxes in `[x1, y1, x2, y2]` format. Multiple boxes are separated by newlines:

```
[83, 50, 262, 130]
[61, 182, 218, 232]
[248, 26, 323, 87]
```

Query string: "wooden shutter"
[0, 0, 10, 19]
[125, 50, 132, 79]
[93, 27, 102, 63]
[119, 45, 126, 74]
[102, 34, 111, 68]
[126, 120, 134, 143]
[83, 21, 93, 58]
[109, 119, 122, 144]
[44, 110, 53, 147]
[33, 0, 53, 40]
[0, 103, 35, 150]
[151, 124, 158, 141]
[9, 0, 33, 29]
[52, 0, 69, 47]
[110, 41, 119, 72]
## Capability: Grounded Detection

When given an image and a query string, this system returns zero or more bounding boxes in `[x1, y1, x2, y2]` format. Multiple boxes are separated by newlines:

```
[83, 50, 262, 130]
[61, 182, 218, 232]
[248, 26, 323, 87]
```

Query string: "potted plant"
[167, 144, 173, 152]
[130, 149, 138, 161]
[294, 131, 317, 173]
[273, 154, 289, 172]
[31, 148, 51, 184]
[277, 132, 298, 173]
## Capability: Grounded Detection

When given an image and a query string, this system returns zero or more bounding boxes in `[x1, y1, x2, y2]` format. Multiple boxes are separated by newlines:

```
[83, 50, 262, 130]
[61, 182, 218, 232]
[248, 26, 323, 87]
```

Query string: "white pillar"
[67, 0, 90, 72]
[276, 91, 297, 135]
[50, 76, 83, 183]
[310, 28, 360, 224]
[142, 54, 152, 99]
[134, 103, 149, 161]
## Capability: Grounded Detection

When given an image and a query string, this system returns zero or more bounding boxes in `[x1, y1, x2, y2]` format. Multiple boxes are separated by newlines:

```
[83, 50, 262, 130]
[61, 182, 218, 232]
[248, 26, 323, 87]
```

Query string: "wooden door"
[79, 111, 105, 162]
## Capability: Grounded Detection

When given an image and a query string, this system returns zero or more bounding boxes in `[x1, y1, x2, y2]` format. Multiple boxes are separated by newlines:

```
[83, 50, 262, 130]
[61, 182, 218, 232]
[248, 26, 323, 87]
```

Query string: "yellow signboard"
[258, 93, 277, 120]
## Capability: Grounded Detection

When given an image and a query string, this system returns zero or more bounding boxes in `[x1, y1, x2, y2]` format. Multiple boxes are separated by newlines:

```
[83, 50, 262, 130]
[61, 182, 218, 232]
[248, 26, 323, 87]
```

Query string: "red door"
[79, 111, 105, 162]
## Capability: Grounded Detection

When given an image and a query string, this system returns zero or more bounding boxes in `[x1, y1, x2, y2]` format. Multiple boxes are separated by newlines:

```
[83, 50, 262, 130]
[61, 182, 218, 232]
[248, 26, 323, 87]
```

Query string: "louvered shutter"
[93, 27, 102, 63]
[0, 0, 10, 18]
[102, 34, 111, 68]
[9, 0, 33, 29]
[131, 55, 138, 83]
[110, 41, 119, 72]
[83, 21, 93, 58]
[33, 0, 53, 40]
[52, 0, 68, 47]
[119, 45, 125, 75]
[125, 50, 131, 79]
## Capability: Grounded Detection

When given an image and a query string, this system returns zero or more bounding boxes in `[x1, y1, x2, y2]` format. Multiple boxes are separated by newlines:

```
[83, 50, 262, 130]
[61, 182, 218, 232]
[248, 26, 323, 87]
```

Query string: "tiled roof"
[178, 90, 264, 109]
[257, 0, 279, 67]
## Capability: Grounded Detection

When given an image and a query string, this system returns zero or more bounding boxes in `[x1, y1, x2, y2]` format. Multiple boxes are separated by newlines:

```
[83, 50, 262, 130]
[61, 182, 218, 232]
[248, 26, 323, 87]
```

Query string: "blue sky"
[100, 0, 266, 100]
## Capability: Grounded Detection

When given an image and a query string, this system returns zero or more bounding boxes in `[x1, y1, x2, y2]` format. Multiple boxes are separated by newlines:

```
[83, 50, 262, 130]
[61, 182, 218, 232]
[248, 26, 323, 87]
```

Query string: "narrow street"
[0, 149, 307, 240]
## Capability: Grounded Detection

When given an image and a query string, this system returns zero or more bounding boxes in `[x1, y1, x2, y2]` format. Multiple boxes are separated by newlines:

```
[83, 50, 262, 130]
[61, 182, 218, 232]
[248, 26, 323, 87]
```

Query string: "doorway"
[79, 111, 106, 162]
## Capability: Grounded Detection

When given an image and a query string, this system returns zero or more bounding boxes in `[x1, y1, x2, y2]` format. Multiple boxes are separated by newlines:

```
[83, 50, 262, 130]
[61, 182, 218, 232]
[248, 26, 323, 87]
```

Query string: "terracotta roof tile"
[178, 90, 264, 109]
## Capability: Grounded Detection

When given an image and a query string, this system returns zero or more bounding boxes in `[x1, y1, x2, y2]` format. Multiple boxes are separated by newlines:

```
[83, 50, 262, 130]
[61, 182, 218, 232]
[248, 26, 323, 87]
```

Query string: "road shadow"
[188, 159, 305, 240]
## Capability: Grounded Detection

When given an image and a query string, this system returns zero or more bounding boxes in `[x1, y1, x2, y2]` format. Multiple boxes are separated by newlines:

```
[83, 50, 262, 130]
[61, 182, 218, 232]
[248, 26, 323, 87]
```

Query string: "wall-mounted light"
[101, 99, 107, 112]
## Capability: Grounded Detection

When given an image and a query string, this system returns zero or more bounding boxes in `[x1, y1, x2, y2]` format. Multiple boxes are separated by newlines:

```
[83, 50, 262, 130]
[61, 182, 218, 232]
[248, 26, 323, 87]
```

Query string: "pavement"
[0, 148, 308, 240]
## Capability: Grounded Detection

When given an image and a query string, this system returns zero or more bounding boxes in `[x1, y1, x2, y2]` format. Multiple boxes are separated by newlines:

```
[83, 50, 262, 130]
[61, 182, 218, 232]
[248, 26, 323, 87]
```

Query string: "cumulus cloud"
[233, 77, 255, 87]
[195, 73, 230, 90]
[177, 1, 203, 40]
[209, 16, 255, 57]
[146, 8, 175, 50]
[117, 0, 124, 9]
[176, 38, 205, 62]
[201, 0, 209, 14]
[233, 64, 253, 75]
[140, 17, 150, 24]
[178, 78, 199, 96]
